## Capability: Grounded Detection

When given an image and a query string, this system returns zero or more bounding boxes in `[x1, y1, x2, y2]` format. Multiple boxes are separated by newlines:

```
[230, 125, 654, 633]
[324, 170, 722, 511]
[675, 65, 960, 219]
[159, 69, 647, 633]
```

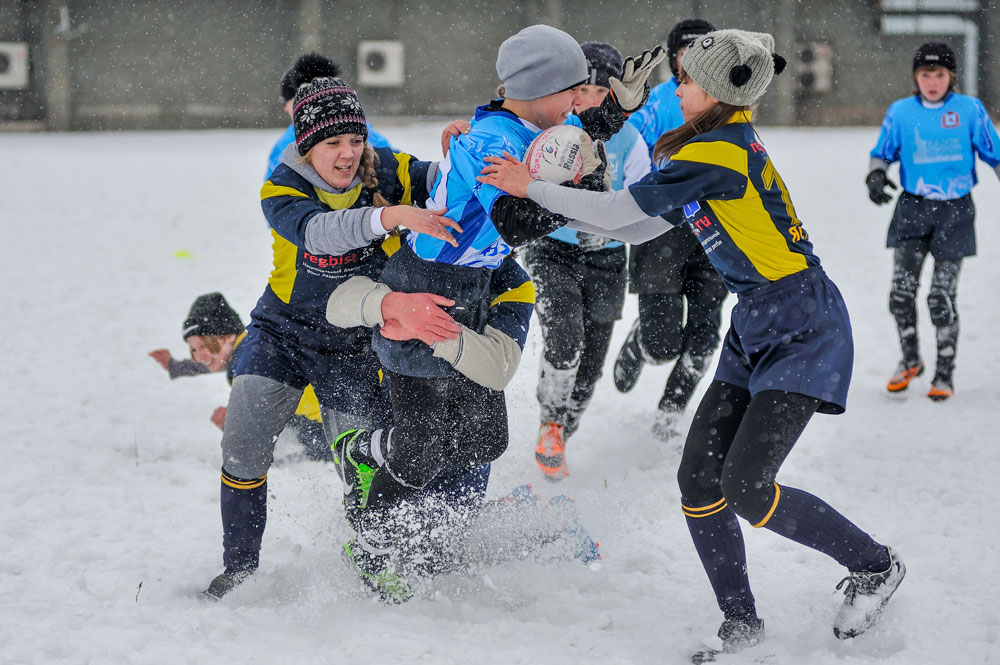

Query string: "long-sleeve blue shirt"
[870, 93, 1000, 200]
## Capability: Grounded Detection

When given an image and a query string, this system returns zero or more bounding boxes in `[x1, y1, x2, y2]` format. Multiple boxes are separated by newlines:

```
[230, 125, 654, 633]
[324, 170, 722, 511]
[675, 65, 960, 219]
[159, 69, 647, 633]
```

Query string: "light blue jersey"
[547, 121, 650, 248]
[265, 122, 396, 181]
[414, 103, 584, 268]
[870, 93, 1000, 200]
[627, 78, 684, 165]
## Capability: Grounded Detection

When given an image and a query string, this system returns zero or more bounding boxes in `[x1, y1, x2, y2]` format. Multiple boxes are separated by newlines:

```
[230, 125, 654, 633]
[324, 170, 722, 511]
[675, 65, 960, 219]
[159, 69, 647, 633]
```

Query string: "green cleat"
[332, 429, 376, 510]
[342, 539, 411, 604]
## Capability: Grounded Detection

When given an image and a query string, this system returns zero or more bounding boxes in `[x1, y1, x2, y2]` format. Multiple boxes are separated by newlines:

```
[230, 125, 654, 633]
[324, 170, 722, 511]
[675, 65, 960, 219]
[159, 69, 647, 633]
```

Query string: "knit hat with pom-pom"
[279, 53, 342, 104]
[293, 76, 368, 155]
[680, 29, 786, 107]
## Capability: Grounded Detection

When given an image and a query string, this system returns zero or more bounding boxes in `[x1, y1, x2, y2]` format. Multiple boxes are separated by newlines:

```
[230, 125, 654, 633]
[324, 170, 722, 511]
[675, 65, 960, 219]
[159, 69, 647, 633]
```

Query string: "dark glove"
[562, 141, 609, 193]
[576, 232, 610, 252]
[865, 169, 898, 205]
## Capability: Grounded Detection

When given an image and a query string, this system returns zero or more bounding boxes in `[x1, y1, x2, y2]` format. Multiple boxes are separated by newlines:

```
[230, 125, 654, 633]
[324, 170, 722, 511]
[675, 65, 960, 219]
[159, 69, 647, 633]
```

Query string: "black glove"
[562, 141, 609, 193]
[865, 169, 898, 205]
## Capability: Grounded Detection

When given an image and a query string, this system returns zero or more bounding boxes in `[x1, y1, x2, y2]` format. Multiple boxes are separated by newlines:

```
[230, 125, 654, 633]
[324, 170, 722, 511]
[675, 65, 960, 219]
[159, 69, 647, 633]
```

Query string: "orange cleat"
[927, 379, 954, 402]
[886, 362, 923, 392]
[534, 422, 568, 481]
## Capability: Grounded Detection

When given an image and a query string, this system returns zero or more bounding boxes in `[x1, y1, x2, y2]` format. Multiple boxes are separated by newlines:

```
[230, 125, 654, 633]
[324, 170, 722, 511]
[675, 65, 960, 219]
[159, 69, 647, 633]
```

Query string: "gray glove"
[609, 46, 667, 114]
[577, 232, 610, 252]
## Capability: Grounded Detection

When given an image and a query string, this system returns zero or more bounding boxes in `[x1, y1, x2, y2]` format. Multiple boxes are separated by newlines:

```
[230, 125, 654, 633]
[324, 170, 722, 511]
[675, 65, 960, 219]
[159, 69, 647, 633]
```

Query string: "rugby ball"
[524, 125, 590, 184]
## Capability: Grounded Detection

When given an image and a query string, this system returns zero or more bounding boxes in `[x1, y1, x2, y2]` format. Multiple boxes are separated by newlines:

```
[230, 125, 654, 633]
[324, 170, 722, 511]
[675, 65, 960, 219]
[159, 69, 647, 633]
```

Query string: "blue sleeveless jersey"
[870, 93, 1000, 200]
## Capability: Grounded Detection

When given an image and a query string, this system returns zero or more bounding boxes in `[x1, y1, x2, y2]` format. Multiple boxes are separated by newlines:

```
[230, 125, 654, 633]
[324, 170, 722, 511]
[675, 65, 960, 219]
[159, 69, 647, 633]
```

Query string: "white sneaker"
[833, 546, 905, 639]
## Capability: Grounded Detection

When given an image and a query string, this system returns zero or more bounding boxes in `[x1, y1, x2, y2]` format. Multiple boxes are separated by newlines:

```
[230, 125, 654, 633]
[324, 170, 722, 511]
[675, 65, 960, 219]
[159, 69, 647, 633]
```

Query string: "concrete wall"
[1, 0, 995, 130]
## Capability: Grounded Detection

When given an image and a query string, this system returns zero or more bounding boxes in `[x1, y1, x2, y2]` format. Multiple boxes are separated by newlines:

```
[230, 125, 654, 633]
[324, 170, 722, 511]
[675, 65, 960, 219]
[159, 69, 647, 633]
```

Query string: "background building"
[0, 0, 996, 131]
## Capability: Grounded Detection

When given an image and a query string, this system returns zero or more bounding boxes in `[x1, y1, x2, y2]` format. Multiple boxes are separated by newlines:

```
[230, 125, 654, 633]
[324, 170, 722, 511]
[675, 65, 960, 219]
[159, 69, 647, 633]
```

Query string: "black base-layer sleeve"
[491, 194, 573, 248]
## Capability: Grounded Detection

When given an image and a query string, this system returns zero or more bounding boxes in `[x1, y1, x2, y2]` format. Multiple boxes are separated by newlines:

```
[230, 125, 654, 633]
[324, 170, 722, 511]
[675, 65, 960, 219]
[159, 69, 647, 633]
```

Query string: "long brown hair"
[653, 102, 751, 164]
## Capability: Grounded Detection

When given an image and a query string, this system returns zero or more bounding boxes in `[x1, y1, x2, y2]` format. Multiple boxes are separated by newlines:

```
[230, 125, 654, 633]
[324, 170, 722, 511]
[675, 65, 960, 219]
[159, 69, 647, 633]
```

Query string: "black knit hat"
[580, 42, 624, 88]
[182, 293, 244, 340]
[913, 41, 956, 73]
[279, 53, 342, 104]
[667, 19, 716, 78]
[293, 76, 368, 155]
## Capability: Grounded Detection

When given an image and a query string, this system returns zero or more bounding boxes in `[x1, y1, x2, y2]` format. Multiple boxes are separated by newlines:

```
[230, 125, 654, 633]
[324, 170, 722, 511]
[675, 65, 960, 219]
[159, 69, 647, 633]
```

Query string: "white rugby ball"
[523, 125, 589, 184]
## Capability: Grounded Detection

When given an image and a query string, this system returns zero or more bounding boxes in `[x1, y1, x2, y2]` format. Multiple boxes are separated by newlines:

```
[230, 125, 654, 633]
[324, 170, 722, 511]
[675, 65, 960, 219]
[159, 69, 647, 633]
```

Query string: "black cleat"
[613, 320, 645, 393]
[199, 569, 252, 602]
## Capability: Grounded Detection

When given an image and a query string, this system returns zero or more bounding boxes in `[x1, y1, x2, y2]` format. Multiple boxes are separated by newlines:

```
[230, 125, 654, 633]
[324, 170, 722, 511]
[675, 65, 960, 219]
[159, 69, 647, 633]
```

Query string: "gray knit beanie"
[496, 25, 588, 100]
[681, 29, 786, 107]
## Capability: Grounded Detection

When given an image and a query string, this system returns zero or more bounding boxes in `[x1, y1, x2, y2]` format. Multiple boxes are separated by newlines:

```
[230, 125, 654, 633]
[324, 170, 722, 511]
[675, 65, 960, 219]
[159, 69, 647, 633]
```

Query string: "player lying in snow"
[149, 292, 328, 460]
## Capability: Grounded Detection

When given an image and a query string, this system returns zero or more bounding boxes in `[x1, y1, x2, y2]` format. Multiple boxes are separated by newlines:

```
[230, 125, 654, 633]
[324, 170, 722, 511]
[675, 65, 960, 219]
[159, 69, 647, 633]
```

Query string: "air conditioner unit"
[357, 40, 405, 87]
[795, 42, 834, 93]
[0, 42, 30, 90]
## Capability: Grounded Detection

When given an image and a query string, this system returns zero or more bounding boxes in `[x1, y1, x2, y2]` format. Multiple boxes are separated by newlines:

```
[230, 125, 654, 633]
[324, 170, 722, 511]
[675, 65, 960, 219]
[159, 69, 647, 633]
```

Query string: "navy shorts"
[231, 320, 390, 421]
[714, 267, 853, 414]
[888, 192, 976, 261]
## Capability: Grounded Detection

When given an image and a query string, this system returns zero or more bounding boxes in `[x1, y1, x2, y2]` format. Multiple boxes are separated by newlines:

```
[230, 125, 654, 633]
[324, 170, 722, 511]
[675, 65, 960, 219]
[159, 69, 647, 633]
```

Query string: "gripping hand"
[865, 169, 898, 205]
[563, 141, 609, 193]
[609, 46, 667, 114]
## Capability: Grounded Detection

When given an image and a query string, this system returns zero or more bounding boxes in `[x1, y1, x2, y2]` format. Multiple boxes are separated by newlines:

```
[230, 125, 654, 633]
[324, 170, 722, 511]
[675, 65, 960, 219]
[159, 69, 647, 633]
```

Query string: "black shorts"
[887, 192, 976, 261]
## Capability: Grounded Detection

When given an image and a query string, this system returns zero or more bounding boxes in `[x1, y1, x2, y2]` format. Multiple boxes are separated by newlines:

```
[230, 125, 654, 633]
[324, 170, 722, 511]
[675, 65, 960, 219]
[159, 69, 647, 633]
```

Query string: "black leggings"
[677, 381, 819, 523]
[366, 370, 508, 507]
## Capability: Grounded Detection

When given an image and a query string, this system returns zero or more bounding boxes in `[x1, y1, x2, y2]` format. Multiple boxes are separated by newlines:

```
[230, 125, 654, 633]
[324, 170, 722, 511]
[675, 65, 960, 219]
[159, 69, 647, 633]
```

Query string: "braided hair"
[359, 143, 391, 208]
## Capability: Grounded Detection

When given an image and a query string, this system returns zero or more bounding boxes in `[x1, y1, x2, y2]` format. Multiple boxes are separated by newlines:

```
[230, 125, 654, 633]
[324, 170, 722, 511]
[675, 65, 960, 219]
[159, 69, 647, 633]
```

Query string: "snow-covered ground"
[1, 121, 998, 665]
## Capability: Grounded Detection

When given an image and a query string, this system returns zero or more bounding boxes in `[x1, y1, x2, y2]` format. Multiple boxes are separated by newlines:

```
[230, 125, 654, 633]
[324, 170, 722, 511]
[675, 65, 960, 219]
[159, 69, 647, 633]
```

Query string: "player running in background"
[867, 41, 1000, 401]
[524, 40, 650, 480]
[615, 18, 728, 444]
[149, 292, 328, 459]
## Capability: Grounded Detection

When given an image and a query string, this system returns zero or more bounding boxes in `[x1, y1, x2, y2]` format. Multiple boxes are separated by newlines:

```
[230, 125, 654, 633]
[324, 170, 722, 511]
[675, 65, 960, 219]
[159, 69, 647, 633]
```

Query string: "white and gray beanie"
[496, 25, 588, 100]
[681, 29, 786, 107]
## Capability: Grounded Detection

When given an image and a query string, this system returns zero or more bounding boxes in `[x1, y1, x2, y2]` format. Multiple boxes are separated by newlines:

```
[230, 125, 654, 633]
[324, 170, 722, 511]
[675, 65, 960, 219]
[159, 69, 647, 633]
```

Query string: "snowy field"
[2, 120, 998, 665]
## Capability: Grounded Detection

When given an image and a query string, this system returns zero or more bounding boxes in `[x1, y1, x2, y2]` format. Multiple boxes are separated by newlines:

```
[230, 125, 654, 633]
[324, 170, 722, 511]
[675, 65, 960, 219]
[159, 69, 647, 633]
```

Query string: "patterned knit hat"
[681, 29, 786, 107]
[580, 42, 623, 88]
[666, 19, 715, 78]
[293, 76, 368, 155]
[182, 293, 244, 340]
[279, 53, 341, 104]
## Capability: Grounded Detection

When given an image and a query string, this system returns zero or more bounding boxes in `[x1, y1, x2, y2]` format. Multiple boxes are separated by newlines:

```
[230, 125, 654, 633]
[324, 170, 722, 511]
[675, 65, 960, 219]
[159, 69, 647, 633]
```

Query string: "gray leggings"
[221, 374, 376, 479]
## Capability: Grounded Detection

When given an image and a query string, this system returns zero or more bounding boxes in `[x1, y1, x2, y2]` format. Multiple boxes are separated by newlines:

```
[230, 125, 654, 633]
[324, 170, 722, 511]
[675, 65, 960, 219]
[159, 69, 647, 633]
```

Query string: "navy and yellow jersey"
[485, 256, 535, 350]
[258, 146, 432, 338]
[628, 113, 820, 293]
